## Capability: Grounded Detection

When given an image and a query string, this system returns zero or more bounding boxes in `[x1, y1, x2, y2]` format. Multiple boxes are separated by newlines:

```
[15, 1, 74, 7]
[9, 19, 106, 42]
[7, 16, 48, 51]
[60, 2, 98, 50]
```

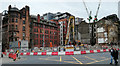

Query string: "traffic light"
[89, 16, 92, 19]
[94, 16, 98, 21]
[87, 16, 92, 21]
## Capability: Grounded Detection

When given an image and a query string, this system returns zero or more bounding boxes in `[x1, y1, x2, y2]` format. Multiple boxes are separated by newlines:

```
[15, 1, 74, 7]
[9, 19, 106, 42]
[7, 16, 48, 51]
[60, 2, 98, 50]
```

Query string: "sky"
[0, 0, 119, 22]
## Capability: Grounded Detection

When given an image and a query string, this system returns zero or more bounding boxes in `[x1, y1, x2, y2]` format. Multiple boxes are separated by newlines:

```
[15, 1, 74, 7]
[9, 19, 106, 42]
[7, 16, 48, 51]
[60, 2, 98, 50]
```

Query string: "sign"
[98, 38, 104, 43]
[65, 45, 74, 51]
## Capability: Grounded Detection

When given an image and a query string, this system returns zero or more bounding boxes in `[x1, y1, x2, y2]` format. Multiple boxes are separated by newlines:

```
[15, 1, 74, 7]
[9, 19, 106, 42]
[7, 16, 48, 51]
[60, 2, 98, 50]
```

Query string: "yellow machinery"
[65, 16, 75, 45]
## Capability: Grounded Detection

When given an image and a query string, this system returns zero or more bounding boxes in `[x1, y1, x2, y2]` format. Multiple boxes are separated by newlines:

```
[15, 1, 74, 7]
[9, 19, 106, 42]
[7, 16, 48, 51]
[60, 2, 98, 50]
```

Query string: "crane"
[82, 0, 101, 46]
[82, 0, 101, 22]
[65, 16, 75, 45]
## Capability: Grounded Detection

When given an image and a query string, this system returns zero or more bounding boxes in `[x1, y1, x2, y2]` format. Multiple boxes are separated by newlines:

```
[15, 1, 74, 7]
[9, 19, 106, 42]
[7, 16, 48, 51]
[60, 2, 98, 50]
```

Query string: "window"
[40, 40, 42, 44]
[54, 36, 57, 39]
[40, 29, 42, 33]
[12, 25, 14, 29]
[23, 26, 25, 31]
[23, 36, 25, 40]
[15, 38, 17, 41]
[40, 25, 43, 28]
[45, 30, 49, 34]
[54, 32, 57, 35]
[16, 25, 18, 30]
[55, 28, 57, 30]
[23, 20, 25, 24]
[50, 36, 53, 39]
[37, 28, 38, 32]
[50, 31, 53, 34]
[16, 14, 18, 18]
[54, 40, 57, 45]
[34, 28, 38, 32]
[37, 34, 38, 38]
[9, 18, 11, 22]
[45, 26, 49, 28]
[23, 32, 25, 36]
[45, 35, 49, 39]
[16, 19, 18, 23]
[35, 23, 38, 26]
[34, 39, 38, 45]
[40, 34, 43, 38]
[12, 18, 14, 22]
[45, 40, 49, 45]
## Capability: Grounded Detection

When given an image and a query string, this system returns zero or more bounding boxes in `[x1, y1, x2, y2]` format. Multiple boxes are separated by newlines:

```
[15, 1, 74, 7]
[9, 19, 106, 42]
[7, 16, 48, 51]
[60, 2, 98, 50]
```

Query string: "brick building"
[30, 14, 60, 48]
[2, 5, 30, 50]
[96, 14, 119, 45]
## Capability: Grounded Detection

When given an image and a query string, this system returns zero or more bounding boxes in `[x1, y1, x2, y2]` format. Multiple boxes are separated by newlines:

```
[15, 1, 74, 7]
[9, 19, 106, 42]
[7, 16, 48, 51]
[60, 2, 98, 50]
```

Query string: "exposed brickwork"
[2, 5, 30, 49]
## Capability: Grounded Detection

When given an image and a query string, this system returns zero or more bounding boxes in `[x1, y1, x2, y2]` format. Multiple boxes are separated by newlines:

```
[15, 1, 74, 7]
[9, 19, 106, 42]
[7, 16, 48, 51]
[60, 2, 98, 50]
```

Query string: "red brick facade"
[2, 5, 30, 49]
[30, 15, 60, 48]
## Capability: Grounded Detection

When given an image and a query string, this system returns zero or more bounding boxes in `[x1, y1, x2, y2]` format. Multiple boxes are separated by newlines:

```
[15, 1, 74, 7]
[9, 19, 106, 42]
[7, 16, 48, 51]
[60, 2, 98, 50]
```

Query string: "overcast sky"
[0, 0, 119, 22]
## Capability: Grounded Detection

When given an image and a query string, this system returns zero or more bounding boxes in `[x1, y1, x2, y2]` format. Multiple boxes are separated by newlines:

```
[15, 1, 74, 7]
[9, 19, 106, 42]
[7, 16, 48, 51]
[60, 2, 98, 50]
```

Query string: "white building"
[59, 22, 63, 45]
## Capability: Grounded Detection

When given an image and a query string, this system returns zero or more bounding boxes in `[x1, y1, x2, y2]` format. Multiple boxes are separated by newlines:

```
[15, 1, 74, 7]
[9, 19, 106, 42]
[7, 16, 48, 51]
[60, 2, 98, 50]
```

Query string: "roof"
[10, 7, 19, 12]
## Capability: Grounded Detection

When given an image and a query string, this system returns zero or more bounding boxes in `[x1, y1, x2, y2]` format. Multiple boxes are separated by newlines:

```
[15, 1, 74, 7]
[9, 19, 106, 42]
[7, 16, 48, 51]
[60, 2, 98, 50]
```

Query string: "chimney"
[37, 14, 40, 22]
[8, 5, 11, 11]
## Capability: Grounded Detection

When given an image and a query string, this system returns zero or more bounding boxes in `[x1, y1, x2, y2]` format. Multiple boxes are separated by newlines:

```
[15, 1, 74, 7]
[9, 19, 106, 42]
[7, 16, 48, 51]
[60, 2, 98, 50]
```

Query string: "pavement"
[1, 51, 120, 64]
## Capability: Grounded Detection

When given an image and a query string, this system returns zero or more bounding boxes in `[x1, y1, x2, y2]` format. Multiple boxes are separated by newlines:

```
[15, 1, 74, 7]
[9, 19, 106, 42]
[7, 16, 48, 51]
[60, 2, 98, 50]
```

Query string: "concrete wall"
[78, 21, 90, 44]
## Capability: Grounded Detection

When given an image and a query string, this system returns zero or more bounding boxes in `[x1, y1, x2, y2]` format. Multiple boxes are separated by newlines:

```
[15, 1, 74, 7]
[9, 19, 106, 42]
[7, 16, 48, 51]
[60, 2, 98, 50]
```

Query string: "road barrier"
[2, 48, 120, 56]
[8, 53, 16, 61]
[2, 52, 17, 61]
[19, 48, 120, 56]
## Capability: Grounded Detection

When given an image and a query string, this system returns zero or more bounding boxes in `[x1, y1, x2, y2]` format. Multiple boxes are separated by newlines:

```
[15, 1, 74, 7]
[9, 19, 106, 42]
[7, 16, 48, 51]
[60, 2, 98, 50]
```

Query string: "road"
[1, 52, 120, 64]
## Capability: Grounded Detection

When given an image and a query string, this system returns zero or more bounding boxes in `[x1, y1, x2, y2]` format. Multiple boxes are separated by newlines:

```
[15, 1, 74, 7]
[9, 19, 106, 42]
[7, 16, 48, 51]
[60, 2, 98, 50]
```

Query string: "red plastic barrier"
[3, 52, 7, 55]
[52, 52, 58, 55]
[26, 52, 30, 55]
[103, 49, 106, 52]
[9, 53, 13, 58]
[90, 50, 94, 53]
[33, 52, 38, 55]
[8, 53, 16, 61]
[41, 52, 46, 55]
[13, 54, 16, 60]
[65, 51, 74, 55]
[81, 51, 86, 54]
[20, 53, 23, 55]
[97, 50, 100, 53]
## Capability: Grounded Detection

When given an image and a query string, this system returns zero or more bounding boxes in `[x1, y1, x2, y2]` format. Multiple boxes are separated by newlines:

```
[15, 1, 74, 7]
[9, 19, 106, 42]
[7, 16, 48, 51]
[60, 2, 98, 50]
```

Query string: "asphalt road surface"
[2, 52, 120, 64]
